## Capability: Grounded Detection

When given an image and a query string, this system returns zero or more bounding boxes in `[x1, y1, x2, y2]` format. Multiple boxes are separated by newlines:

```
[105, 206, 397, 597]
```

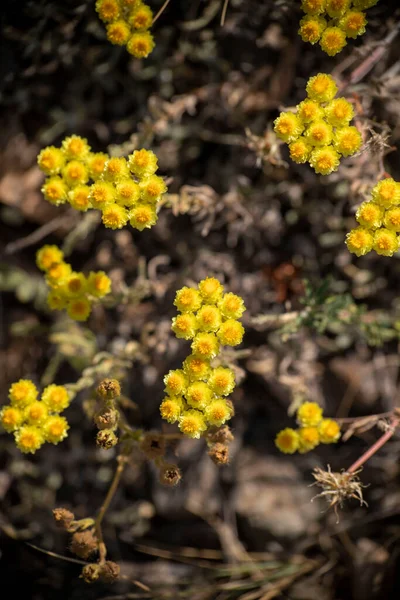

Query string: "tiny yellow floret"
[356, 201, 383, 229]
[326, 0, 351, 18]
[297, 401, 323, 427]
[185, 382, 212, 410]
[371, 179, 400, 209]
[204, 399, 233, 427]
[24, 401, 48, 426]
[129, 4, 153, 30]
[160, 396, 184, 423]
[129, 203, 157, 230]
[373, 228, 399, 257]
[289, 138, 312, 164]
[305, 120, 333, 146]
[103, 157, 130, 182]
[116, 179, 140, 207]
[42, 176, 68, 205]
[0, 406, 24, 432]
[318, 418, 341, 443]
[198, 277, 225, 303]
[174, 287, 203, 313]
[68, 185, 92, 211]
[217, 319, 245, 347]
[172, 313, 198, 340]
[306, 73, 338, 103]
[298, 426, 320, 453]
[218, 292, 246, 319]
[61, 135, 91, 160]
[128, 149, 158, 178]
[297, 99, 324, 123]
[107, 20, 131, 45]
[275, 428, 300, 454]
[164, 370, 188, 396]
[37, 146, 65, 175]
[339, 10, 367, 38]
[36, 245, 64, 271]
[15, 425, 44, 454]
[87, 271, 112, 298]
[191, 332, 220, 359]
[178, 410, 207, 439]
[208, 367, 235, 396]
[67, 298, 92, 321]
[64, 272, 87, 298]
[309, 146, 340, 175]
[62, 160, 89, 188]
[41, 385, 70, 413]
[324, 98, 354, 127]
[102, 204, 129, 229]
[299, 15, 327, 44]
[274, 112, 305, 143]
[43, 415, 69, 444]
[95, 0, 121, 23]
[89, 181, 116, 209]
[301, 0, 326, 15]
[345, 227, 374, 256]
[183, 354, 211, 381]
[127, 32, 155, 59]
[196, 305, 222, 332]
[383, 207, 400, 233]
[139, 175, 167, 204]
[9, 379, 38, 408]
[333, 126, 362, 157]
[87, 152, 108, 180]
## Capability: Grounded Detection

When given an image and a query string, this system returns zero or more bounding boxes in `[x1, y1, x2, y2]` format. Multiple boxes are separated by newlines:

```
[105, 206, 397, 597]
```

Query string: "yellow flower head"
[217, 319, 245, 347]
[306, 73, 338, 103]
[324, 98, 354, 127]
[373, 228, 399, 257]
[87, 152, 108, 180]
[320, 27, 347, 56]
[68, 185, 92, 211]
[106, 20, 131, 45]
[301, 0, 326, 15]
[305, 120, 333, 147]
[15, 425, 44, 453]
[318, 418, 341, 443]
[0, 406, 24, 432]
[274, 112, 304, 143]
[191, 332, 220, 359]
[289, 138, 312, 164]
[47, 290, 67, 311]
[128, 149, 158, 179]
[297, 99, 324, 123]
[9, 379, 38, 408]
[139, 175, 167, 204]
[129, 203, 157, 230]
[299, 15, 327, 44]
[196, 305, 222, 332]
[121, 0, 142, 7]
[326, 0, 351, 18]
[171, 313, 198, 340]
[309, 146, 340, 175]
[333, 126, 362, 157]
[185, 381, 212, 410]
[46, 262, 72, 287]
[95, 0, 121, 23]
[87, 271, 112, 298]
[62, 160, 89, 187]
[36, 245, 64, 271]
[218, 292, 246, 319]
[89, 181, 116, 209]
[102, 204, 129, 229]
[353, 0, 378, 8]
[208, 367, 235, 396]
[61, 135, 91, 160]
[42, 176, 68, 205]
[297, 401, 323, 427]
[160, 395, 184, 423]
[41, 384, 70, 413]
[205, 398, 233, 427]
[275, 428, 299, 454]
[129, 4, 153, 30]
[371, 178, 400, 209]
[174, 286, 202, 313]
[298, 426, 320, 453]
[24, 401, 48, 426]
[356, 201, 383, 229]
[116, 179, 140, 207]
[183, 354, 211, 381]
[67, 298, 92, 321]
[178, 409, 207, 439]
[164, 369, 188, 396]
[384, 207, 400, 233]
[43, 415, 69, 444]
[345, 227, 374, 256]
[37, 146, 65, 175]
[339, 10, 367, 38]
[198, 277, 224, 303]
[63, 272, 87, 298]
[103, 157, 130, 182]
[127, 31, 155, 58]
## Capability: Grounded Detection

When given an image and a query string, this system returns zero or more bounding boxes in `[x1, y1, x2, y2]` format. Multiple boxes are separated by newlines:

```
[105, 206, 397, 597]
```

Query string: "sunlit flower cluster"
[299, 0, 379, 56]
[96, 0, 155, 59]
[160, 278, 246, 439]
[275, 401, 341, 454]
[1, 379, 70, 453]
[37, 136, 167, 231]
[274, 73, 362, 175]
[346, 178, 400, 257]
[36, 245, 112, 321]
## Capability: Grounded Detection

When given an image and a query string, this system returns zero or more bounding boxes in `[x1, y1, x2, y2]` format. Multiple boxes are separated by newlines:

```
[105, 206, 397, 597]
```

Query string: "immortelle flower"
[68, 185, 92, 211]
[174, 287, 203, 313]
[196, 305, 222, 332]
[129, 204, 157, 230]
[297, 99, 324, 123]
[101, 204, 129, 229]
[372, 228, 399, 257]
[218, 292, 246, 319]
[178, 410, 207, 438]
[326, 0, 351, 18]
[298, 15, 327, 44]
[204, 399, 233, 427]
[139, 175, 168, 204]
[339, 10, 367, 38]
[185, 381, 213, 410]
[87, 271, 112, 298]
[320, 27, 347, 56]
[0, 406, 24, 432]
[275, 428, 300, 454]
[217, 319, 245, 346]
[24, 401, 48, 426]
[63, 272, 87, 298]
[301, 0, 326, 15]
[333, 126, 362, 156]
[298, 426, 320, 453]
[309, 146, 341, 175]
[102, 157, 130, 182]
[171, 313, 198, 340]
[61, 135, 91, 161]
[9, 379, 38, 408]
[324, 98, 354, 127]
[37, 146, 65, 175]
[183, 354, 211, 381]
[15, 425, 44, 454]
[159, 396, 184, 423]
[129, 4, 153, 30]
[274, 112, 305, 143]
[318, 418, 341, 443]
[383, 207, 400, 232]
[289, 138, 312, 164]
[128, 149, 158, 178]
[95, 0, 121, 23]
[43, 416, 70, 444]
[62, 160, 89, 187]
[115, 179, 140, 207]
[42, 177, 68, 205]
[198, 277, 225, 303]
[297, 401, 323, 427]
[87, 152, 108, 180]
[67, 298, 92, 321]
[164, 369, 188, 396]
[345, 227, 374, 256]
[371, 178, 400, 209]
[127, 32, 155, 59]
[89, 181, 116, 209]
[356, 202, 384, 230]
[36, 245, 64, 271]
[208, 367, 235, 396]
[41, 385, 70, 413]
[106, 20, 131, 45]
[305, 120, 333, 147]
[191, 332, 220, 359]
[306, 73, 338, 103]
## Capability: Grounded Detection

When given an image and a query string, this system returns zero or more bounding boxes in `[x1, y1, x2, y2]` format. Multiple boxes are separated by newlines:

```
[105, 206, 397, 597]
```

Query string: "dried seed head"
[99, 560, 121, 583]
[94, 407, 119, 430]
[159, 463, 182, 486]
[96, 429, 118, 449]
[312, 465, 367, 521]
[208, 443, 230, 465]
[70, 530, 98, 559]
[81, 563, 101, 583]
[140, 432, 166, 460]
[209, 425, 234, 444]
[96, 379, 121, 400]
[53, 507, 75, 530]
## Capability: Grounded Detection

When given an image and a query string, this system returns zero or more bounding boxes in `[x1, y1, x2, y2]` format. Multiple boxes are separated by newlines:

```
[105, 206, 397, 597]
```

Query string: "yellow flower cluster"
[275, 401, 341, 454]
[274, 73, 362, 175]
[299, 0, 379, 56]
[160, 278, 246, 439]
[1, 379, 70, 453]
[36, 245, 111, 321]
[96, 0, 155, 59]
[37, 136, 167, 231]
[346, 178, 400, 258]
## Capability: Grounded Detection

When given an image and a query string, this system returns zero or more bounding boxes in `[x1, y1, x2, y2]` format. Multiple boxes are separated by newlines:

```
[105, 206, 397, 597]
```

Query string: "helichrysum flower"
[217, 319, 245, 346]
[298, 15, 327, 44]
[43, 415, 69, 444]
[0, 406, 24, 432]
[339, 10, 367, 38]
[301, 0, 326, 15]
[373, 228, 399, 257]
[208, 367, 235, 396]
[46, 262, 72, 286]
[47, 290, 67, 311]
[67, 298, 92, 321]
[36, 245, 64, 271]
[356, 201, 383, 229]
[9, 379, 38, 408]
[164, 370, 188, 396]
[62, 161, 89, 187]
[115, 179, 140, 206]
[196, 305, 222, 332]
[183, 354, 211, 381]
[305, 120, 333, 146]
[102, 204, 129, 229]
[172, 313, 198, 340]
[129, 4, 153, 30]
[289, 138, 312, 164]
[198, 277, 225, 303]
[127, 31, 155, 58]
[333, 126, 362, 156]
[160, 396, 184, 423]
[15, 425, 44, 453]
[102, 157, 130, 182]
[297, 402, 323, 427]
[128, 149, 158, 178]
[306, 74, 338, 103]
[320, 26, 347, 56]
[61, 135, 91, 161]
[95, 0, 121, 22]
[68, 185, 92, 211]
[324, 98, 354, 127]
[383, 207, 400, 232]
[174, 287, 203, 313]
[139, 175, 167, 204]
[218, 292, 246, 319]
[178, 410, 207, 439]
[191, 332, 220, 359]
[345, 227, 374, 256]
[41, 385, 70, 413]
[204, 399, 232, 426]
[24, 401, 48, 426]
[298, 427, 320, 453]
[106, 20, 131, 45]
[297, 99, 324, 123]
[326, 0, 351, 18]
[42, 176, 68, 205]
[274, 112, 305, 143]
[309, 146, 340, 175]
[318, 418, 341, 443]
[87, 271, 112, 298]
[87, 152, 108, 180]
[371, 178, 400, 209]
[129, 204, 158, 230]
[63, 272, 87, 298]
[37, 146, 65, 175]
[185, 382, 213, 410]
[275, 428, 300, 454]
[89, 181, 116, 209]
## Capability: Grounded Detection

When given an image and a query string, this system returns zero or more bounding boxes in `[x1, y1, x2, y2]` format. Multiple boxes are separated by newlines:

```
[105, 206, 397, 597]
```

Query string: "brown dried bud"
[96, 429, 118, 449]
[208, 443, 229, 465]
[209, 425, 234, 445]
[159, 463, 182, 486]
[70, 530, 98, 559]
[94, 407, 119, 430]
[81, 563, 101, 583]
[96, 379, 121, 400]
[99, 560, 120, 583]
[140, 432, 166, 460]
[53, 507, 75, 530]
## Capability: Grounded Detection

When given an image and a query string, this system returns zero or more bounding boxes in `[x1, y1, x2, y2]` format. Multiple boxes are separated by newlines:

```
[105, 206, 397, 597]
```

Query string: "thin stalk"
[152, 0, 172, 25]
[347, 417, 400, 475]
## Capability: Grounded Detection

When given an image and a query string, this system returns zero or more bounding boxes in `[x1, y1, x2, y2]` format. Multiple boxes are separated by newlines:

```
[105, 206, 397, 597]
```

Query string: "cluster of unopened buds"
[36, 245, 111, 321]
[160, 277, 246, 445]
[94, 379, 121, 450]
[346, 178, 400, 257]
[37, 135, 167, 231]
[96, 0, 155, 58]
[275, 401, 341, 454]
[299, 0, 379, 56]
[0, 379, 70, 453]
[274, 73, 362, 175]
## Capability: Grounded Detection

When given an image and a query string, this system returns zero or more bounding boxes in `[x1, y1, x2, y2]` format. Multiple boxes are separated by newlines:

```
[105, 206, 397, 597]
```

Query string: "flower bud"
[208, 443, 229, 465]
[70, 530, 98, 559]
[96, 379, 121, 400]
[99, 560, 120, 583]
[159, 463, 182, 487]
[94, 407, 119, 430]
[53, 507, 75, 530]
[81, 563, 101, 583]
[96, 429, 118, 449]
